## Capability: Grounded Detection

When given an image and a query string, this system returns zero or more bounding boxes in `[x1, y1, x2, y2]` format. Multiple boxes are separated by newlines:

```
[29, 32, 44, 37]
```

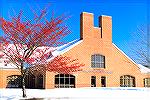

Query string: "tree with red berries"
[47, 56, 84, 74]
[0, 7, 84, 97]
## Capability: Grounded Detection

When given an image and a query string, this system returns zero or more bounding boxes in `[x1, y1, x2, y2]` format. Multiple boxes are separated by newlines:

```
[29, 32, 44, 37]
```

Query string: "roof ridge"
[47, 39, 83, 62]
[112, 43, 137, 66]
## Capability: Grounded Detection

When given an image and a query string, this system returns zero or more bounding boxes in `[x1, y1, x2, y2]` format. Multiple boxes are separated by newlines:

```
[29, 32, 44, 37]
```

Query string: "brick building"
[0, 12, 150, 89]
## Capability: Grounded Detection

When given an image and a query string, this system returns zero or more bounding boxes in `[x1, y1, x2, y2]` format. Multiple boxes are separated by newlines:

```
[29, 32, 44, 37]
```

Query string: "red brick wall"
[45, 12, 149, 88]
[0, 12, 150, 89]
[0, 69, 20, 88]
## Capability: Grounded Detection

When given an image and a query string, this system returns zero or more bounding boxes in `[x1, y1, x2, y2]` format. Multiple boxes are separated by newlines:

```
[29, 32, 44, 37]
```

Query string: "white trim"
[113, 43, 137, 65]
[94, 27, 101, 29]
[138, 64, 150, 74]
[113, 43, 150, 73]
[55, 40, 83, 55]
[101, 15, 112, 18]
[82, 12, 93, 15]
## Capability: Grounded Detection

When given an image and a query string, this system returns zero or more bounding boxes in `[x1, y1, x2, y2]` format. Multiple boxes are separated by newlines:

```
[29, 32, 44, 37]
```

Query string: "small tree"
[129, 25, 150, 68]
[0, 7, 84, 97]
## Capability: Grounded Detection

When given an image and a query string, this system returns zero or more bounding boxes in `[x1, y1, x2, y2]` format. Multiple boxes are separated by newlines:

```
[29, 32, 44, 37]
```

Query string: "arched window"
[120, 75, 135, 87]
[55, 74, 75, 88]
[6, 75, 22, 88]
[144, 78, 150, 87]
[91, 54, 105, 68]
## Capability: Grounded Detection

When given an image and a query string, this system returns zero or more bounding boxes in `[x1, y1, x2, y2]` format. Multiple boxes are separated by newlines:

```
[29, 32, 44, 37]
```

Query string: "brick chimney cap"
[101, 15, 112, 18]
[81, 12, 94, 15]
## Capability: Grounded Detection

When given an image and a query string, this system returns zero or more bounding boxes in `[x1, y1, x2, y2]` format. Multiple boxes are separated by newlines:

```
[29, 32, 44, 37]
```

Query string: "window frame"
[120, 75, 135, 87]
[91, 54, 105, 68]
[101, 76, 106, 87]
[6, 75, 22, 88]
[91, 76, 96, 87]
[37, 74, 44, 89]
[144, 78, 150, 87]
[55, 74, 75, 88]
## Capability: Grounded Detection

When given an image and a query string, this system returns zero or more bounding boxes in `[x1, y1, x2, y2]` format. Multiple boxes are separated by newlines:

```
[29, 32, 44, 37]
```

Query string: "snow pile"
[0, 87, 150, 100]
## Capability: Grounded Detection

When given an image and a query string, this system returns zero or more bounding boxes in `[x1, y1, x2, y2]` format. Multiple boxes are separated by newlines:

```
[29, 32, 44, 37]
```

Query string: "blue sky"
[0, 0, 149, 61]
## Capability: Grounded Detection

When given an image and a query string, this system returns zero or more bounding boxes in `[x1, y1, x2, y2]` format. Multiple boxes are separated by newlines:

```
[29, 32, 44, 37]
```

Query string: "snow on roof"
[138, 64, 150, 74]
[53, 39, 82, 55]
[0, 39, 83, 68]
[47, 39, 83, 62]
[113, 43, 150, 74]
[82, 12, 93, 15]
[0, 44, 55, 69]
[101, 15, 112, 18]
[1, 40, 150, 74]
[0, 63, 18, 69]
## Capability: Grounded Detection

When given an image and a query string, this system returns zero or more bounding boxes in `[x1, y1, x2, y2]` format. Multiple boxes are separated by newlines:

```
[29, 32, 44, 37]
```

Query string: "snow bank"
[0, 87, 150, 100]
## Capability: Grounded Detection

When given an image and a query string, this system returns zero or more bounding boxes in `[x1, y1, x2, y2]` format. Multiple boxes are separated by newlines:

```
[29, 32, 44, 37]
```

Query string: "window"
[144, 78, 150, 87]
[27, 74, 36, 89]
[55, 74, 75, 88]
[120, 75, 135, 87]
[37, 74, 44, 89]
[91, 76, 96, 87]
[6, 75, 22, 88]
[101, 76, 106, 87]
[91, 54, 105, 68]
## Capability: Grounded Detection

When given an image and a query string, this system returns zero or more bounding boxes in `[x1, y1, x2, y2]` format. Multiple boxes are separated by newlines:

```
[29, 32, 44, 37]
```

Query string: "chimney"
[99, 15, 112, 42]
[80, 12, 94, 40]
[80, 12, 112, 42]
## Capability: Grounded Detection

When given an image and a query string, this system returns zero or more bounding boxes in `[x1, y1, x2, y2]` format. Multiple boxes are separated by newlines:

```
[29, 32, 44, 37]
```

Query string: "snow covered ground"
[0, 87, 150, 100]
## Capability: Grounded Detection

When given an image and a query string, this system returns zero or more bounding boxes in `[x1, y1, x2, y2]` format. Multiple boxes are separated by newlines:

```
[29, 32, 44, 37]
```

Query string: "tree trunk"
[22, 76, 27, 97]
[21, 63, 27, 98]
